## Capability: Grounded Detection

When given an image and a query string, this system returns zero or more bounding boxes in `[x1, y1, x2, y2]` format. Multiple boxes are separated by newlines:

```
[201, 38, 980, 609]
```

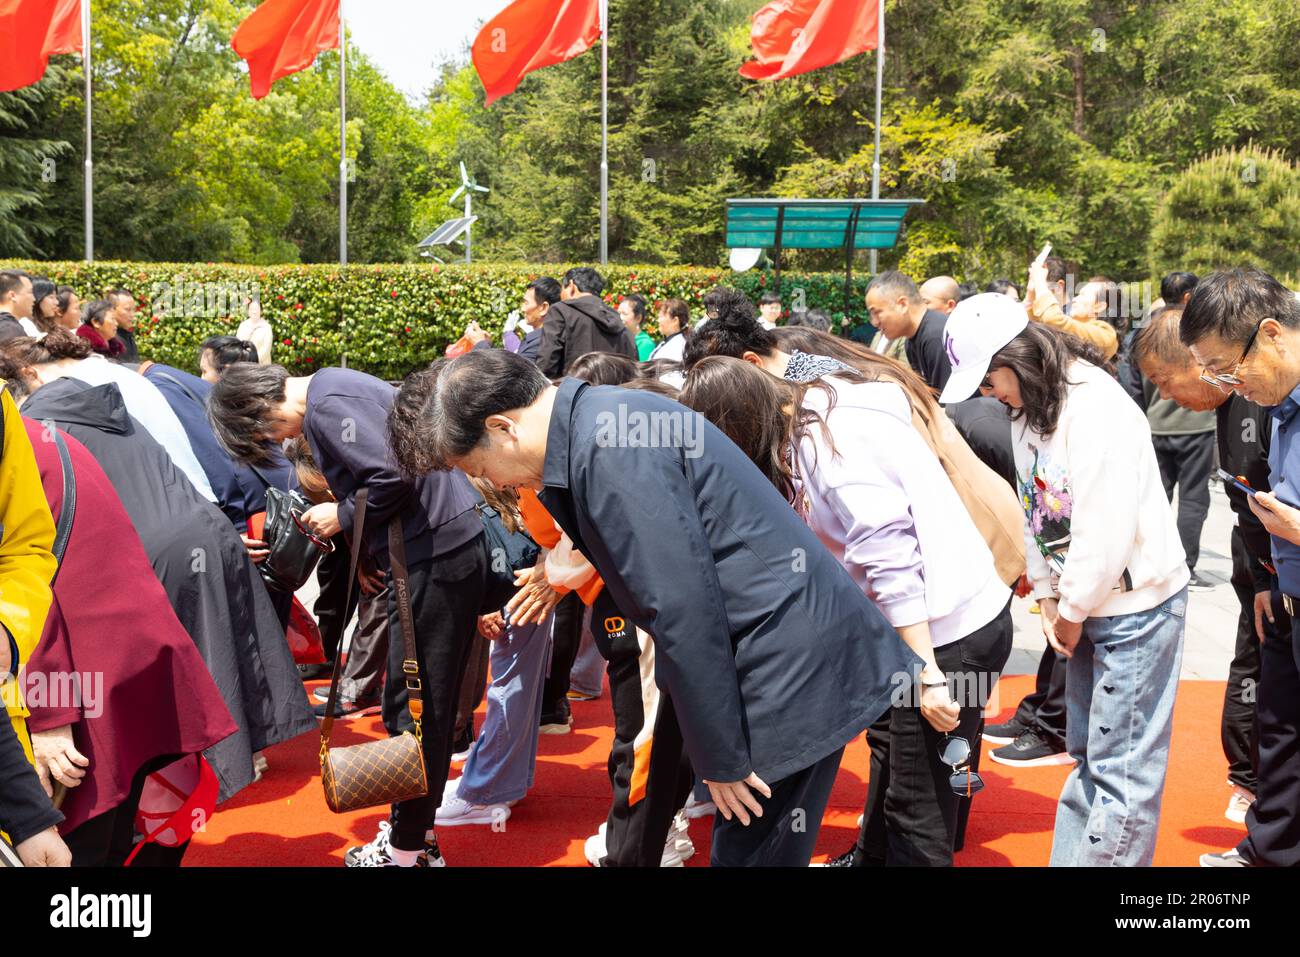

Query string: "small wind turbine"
[449, 161, 489, 264]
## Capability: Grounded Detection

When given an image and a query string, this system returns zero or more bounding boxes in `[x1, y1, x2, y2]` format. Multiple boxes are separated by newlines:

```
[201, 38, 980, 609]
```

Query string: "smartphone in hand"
[1217, 468, 1257, 497]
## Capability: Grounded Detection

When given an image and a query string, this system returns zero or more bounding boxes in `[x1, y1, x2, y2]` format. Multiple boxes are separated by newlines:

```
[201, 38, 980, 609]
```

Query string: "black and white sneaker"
[989, 729, 1074, 767]
[344, 821, 445, 867]
[812, 847, 858, 867]
[982, 718, 1032, 745]
[1187, 571, 1217, 592]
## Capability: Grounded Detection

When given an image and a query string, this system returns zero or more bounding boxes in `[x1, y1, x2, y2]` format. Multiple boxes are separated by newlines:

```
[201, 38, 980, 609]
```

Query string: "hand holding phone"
[1218, 468, 1257, 497]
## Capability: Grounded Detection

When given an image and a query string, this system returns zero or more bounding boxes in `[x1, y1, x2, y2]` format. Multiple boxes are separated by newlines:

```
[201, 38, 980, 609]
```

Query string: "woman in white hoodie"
[940, 293, 1189, 866]
[682, 353, 1013, 867]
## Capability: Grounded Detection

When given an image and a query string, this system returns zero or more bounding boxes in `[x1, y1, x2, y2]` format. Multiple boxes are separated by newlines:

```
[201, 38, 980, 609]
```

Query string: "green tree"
[1149, 144, 1300, 280]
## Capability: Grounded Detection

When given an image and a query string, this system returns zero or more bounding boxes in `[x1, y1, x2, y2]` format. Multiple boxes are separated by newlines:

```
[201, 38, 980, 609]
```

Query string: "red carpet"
[185, 675, 1238, 866]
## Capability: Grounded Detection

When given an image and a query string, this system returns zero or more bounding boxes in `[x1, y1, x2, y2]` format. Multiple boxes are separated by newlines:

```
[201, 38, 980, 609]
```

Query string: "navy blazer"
[303, 368, 480, 568]
[539, 379, 917, 783]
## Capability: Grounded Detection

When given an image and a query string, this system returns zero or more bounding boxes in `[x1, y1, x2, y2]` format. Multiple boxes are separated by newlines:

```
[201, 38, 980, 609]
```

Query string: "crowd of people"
[0, 257, 1295, 869]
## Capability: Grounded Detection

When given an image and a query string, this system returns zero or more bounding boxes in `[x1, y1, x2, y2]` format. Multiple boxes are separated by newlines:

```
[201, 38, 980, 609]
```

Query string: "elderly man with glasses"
[1179, 266, 1300, 867]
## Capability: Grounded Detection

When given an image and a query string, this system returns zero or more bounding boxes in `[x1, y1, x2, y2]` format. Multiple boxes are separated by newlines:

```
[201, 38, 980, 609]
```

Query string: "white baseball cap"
[938, 292, 1030, 405]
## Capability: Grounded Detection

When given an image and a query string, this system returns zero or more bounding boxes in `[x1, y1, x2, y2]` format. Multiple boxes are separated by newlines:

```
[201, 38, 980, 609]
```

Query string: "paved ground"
[302, 482, 1244, 682]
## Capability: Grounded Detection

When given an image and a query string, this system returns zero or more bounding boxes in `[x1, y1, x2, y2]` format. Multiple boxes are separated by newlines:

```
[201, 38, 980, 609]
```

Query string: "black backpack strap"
[50, 430, 76, 586]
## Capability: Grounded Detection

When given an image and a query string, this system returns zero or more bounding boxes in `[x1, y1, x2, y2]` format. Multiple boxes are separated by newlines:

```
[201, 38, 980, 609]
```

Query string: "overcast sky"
[344, 0, 505, 101]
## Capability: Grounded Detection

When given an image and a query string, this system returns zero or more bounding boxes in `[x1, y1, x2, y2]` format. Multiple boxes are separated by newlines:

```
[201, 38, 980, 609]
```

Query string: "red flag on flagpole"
[231, 0, 340, 100]
[472, 0, 601, 106]
[0, 0, 83, 93]
[740, 0, 879, 81]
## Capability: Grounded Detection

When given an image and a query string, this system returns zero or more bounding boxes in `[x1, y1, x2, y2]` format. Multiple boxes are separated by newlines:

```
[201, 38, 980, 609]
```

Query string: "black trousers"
[1239, 594, 1300, 866]
[314, 533, 361, 663]
[710, 746, 845, 867]
[383, 534, 491, 851]
[1223, 529, 1262, 791]
[337, 587, 389, 704]
[541, 591, 584, 719]
[857, 601, 1013, 866]
[1012, 645, 1068, 745]
[593, 592, 694, 866]
[1152, 431, 1215, 570]
[62, 755, 190, 867]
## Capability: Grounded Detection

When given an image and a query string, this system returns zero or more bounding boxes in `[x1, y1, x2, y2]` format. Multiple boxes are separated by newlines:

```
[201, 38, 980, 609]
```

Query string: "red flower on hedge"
[391, 291, 399, 298]
[282, 338, 292, 346]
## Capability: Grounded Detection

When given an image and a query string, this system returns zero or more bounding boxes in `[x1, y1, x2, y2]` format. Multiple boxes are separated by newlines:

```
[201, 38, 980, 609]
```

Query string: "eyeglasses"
[938, 735, 984, 797]
[1199, 318, 1267, 390]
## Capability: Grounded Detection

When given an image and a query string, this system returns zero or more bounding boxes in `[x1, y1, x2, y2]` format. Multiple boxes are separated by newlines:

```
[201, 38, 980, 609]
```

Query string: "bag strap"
[319, 488, 368, 753]
[50, 430, 76, 586]
[387, 516, 424, 742]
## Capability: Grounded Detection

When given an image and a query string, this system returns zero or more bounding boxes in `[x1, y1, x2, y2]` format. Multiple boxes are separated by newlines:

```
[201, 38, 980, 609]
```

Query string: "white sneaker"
[1225, 785, 1255, 825]
[585, 823, 685, 866]
[684, 793, 716, 819]
[252, 752, 268, 783]
[436, 793, 511, 827]
[672, 811, 695, 862]
[344, 821, 445, 867]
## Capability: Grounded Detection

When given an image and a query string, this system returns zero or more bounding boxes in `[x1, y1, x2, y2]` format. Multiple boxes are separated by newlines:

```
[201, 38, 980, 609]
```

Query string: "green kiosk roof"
[725, 198, 925, 251]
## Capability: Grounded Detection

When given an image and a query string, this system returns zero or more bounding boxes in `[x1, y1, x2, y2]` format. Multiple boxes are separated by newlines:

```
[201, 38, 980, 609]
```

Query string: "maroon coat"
[22, 418, 237, 833]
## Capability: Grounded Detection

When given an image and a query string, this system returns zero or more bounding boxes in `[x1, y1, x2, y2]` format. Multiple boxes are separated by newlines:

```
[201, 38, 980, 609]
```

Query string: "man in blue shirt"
[1180, 266, 1300, 867]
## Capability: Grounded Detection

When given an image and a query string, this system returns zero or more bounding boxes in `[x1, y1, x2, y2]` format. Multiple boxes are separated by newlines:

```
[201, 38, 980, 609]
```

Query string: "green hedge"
[0, 260, 876, 379]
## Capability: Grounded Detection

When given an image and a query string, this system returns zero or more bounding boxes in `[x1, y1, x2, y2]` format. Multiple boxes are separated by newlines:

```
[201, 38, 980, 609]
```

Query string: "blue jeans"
[1050, 587, 1186, 866]
[569, 605, 605, 697]
[455, 611, 554, 807]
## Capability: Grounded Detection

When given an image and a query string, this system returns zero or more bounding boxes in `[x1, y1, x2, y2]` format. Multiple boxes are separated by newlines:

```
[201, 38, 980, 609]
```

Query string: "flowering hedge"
[1, 260, 874, 380]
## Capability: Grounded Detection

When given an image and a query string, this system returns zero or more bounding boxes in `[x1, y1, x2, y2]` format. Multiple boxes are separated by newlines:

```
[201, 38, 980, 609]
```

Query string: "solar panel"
[418, 216, 478, 247]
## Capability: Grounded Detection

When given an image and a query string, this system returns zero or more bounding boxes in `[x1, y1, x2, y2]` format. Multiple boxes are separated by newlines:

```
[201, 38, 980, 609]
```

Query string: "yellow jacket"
[1027, 293, 1119, 361]
[0, 388, 57, 764]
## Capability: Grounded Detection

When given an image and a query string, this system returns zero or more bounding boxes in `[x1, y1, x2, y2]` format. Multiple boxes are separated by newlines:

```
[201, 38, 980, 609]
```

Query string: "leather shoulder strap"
[387, 519, 424, 733]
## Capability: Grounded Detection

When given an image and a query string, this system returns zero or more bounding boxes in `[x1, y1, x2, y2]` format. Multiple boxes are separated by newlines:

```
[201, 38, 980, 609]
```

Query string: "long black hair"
[988, 323, 1108, 436]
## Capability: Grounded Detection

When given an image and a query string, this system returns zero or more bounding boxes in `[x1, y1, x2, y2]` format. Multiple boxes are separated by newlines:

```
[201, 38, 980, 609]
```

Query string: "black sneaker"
[313, 696, 380, 719]
[982, 717, 1031, 745]
[812, 847, 858, 867]
[298, 662, 335, 681]
[989, 728, 1074, 767]
[1187, 571, 1216, 592]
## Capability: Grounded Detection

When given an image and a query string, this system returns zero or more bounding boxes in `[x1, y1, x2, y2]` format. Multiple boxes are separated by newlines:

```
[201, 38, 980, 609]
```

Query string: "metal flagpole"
[339, 1, 348, 267]
[599, 0, 608, 265]
[82, 0, 93, 263]
[869, 0, 884, 276]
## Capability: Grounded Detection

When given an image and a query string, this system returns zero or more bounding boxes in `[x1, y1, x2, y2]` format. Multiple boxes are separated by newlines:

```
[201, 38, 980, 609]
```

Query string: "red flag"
[0, 0, 82, 93]
[472, 0, 600, 106]
[231, 0, 339, 100]
[740, 0, 879, 81]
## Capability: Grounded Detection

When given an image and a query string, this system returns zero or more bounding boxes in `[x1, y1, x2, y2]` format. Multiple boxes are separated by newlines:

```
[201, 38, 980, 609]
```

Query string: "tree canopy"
[2, 0, 1298, 281]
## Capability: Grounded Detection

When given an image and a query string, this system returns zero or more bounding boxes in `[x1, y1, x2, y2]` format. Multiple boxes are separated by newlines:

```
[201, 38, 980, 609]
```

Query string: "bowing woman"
[681, 356, 1013, 867]
[0, 341, 315, 803]
[21, 418, 237, 866]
